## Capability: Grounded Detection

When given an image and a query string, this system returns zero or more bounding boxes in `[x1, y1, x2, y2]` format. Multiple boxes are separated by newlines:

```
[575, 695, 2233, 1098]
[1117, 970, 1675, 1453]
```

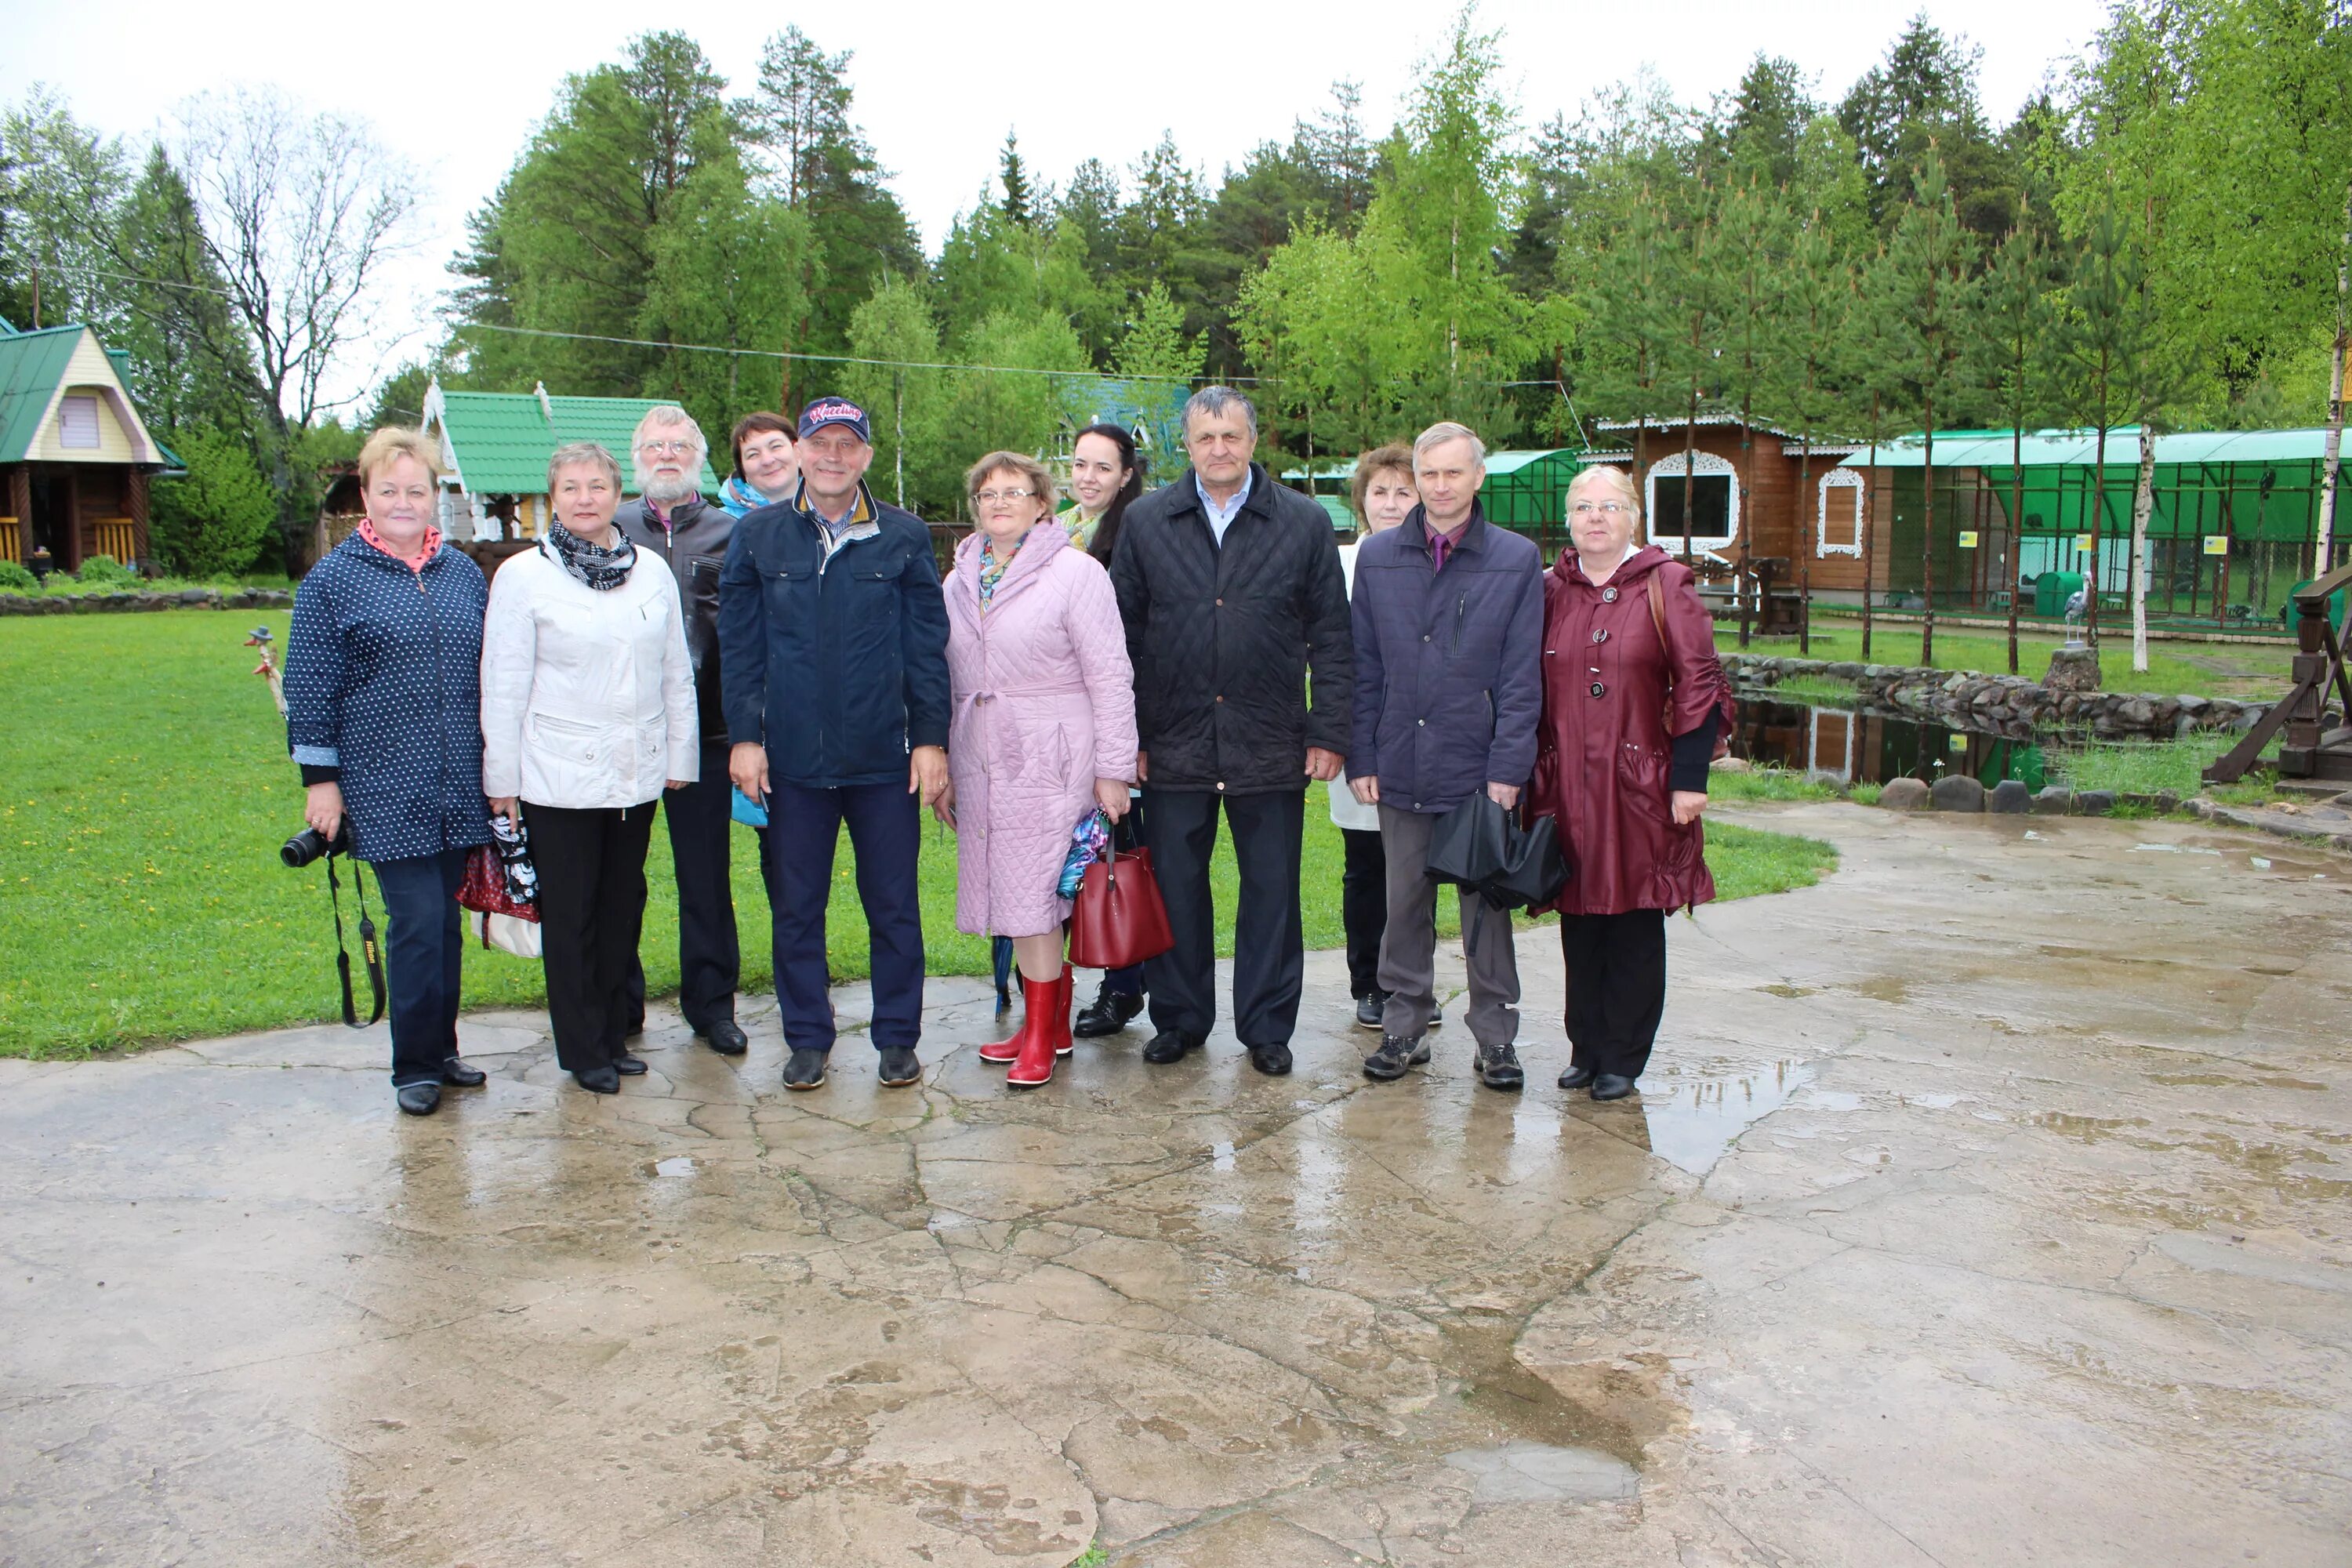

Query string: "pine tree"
[1882, 149, 1980, 664]
[1776, 209, 1852, 655]
[998, 131, 1032, 227]
[1973, 226, 2056, 671]
[1715, 176, 1793, 644]
[2057, 191, 2146, 650]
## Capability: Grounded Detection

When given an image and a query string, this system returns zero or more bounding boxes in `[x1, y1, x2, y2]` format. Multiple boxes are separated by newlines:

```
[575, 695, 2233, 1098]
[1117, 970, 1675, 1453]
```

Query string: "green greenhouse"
[1846, 426, 2342, 630]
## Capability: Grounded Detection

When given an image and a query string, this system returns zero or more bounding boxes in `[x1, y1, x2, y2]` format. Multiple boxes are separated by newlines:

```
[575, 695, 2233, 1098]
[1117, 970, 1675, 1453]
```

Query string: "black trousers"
[1339, 826, 1387, 998]
[1142, 787, 1304, 1047]
[528, 800, 658, 1073]
[625, 741, 740, 1033]
[1559, 909, 1668, 1080]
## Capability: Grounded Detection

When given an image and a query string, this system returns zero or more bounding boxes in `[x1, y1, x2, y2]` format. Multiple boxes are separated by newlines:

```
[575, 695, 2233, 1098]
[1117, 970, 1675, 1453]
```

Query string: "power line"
[463, 321, 1248, 385]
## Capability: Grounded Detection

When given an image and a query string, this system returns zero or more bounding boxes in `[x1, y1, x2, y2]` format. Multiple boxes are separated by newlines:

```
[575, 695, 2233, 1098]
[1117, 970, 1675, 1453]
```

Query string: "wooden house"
[419, 380, 719, 543]
[0, 319, 180, 572]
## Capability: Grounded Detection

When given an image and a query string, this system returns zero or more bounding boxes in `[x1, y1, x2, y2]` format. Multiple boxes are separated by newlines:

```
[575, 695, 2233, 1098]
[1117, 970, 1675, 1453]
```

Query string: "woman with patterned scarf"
[482, 441, 698, 1095]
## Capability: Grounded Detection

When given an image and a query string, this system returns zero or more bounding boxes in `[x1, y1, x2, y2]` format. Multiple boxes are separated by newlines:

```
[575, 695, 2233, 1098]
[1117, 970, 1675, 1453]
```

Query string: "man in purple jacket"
[1346, 422, 1545, 1091]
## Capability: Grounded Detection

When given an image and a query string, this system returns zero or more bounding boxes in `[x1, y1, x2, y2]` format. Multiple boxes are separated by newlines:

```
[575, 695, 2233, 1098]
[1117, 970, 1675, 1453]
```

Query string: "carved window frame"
[1817, 468, 1865, 557]
[1642, 450, 1739, 547]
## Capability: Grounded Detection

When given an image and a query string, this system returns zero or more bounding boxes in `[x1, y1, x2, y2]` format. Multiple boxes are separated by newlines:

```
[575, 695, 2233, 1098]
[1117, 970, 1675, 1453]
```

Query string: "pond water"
[1730, 693, 2049, 790]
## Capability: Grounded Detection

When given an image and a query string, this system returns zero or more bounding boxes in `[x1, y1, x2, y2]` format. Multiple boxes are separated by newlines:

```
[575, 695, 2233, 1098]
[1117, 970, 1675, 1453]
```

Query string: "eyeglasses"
[638, 439, 695, 456]
[975, 488, 1035, 506]
[1571, 500, 1631, 517]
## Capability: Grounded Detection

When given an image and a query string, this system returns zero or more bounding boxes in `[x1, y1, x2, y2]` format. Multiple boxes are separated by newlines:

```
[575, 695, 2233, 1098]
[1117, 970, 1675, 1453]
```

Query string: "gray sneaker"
[1475, 1043, 1525, 1091]
[1362, 1034, 1431, 1081]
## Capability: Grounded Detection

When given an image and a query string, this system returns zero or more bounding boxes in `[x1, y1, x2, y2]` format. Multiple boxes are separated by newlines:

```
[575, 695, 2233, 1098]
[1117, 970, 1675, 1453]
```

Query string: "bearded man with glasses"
[615, 406, 750, 1057]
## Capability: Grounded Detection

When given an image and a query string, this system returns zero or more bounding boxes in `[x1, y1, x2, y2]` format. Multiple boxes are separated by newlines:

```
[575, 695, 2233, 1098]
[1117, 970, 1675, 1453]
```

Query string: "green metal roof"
[0, 325, 87, 464]
[1842, 427, 2332, 470]
[431, 386, 721, 496]
[1283, 448, 1584, 483]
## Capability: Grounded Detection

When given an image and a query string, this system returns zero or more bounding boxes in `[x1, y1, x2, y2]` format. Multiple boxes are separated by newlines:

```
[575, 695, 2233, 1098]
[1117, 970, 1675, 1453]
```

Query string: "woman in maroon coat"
[1526, 465, 1736, 1101]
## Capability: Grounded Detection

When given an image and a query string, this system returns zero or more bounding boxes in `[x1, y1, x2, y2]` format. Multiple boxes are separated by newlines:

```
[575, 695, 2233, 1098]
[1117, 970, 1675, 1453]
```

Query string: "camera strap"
[327, 853, 387, 1029]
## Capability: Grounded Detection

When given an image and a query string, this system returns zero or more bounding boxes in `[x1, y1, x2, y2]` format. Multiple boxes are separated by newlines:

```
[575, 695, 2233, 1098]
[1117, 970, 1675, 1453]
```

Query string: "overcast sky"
[8, 0, 2112, 406]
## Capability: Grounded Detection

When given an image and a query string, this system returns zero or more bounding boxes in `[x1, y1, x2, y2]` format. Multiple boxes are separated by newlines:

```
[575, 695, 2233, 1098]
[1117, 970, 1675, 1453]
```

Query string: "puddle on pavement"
[1432, 1317, 1679, 1469]
[647, 1156, 695, 1178]
[1443, 1439, 1639, 1502]
[1637, 1060, 1818, 1175]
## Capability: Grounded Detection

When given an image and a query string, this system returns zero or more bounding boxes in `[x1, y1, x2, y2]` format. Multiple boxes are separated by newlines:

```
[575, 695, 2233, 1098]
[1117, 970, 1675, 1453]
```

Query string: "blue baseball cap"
[797, 397, 872, 443]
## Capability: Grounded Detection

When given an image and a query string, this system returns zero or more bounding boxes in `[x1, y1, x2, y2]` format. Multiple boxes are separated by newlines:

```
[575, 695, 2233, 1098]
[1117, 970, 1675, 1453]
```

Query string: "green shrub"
[150, 426, 278, 578]
[0, 561, 34, 593]
[74, 554, 134, 586]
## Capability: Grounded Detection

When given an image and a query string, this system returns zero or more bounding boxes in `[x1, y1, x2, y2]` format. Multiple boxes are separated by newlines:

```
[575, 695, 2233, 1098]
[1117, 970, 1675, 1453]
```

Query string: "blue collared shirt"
[1195, 468, 1253, 545]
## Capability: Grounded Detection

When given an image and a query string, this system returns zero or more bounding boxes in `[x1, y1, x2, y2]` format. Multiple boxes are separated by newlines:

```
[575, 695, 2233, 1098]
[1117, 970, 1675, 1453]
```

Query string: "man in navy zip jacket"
[718, 397, 951, 1092]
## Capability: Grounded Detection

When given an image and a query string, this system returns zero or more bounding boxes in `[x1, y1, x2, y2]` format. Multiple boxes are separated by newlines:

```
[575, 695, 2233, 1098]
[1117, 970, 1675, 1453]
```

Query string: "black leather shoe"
[782, 1048, 828, 1091]
[1353, 993, 1385, 1029]
[1247, 1042, 1293, 1076]
[612, 1052, 648, 1076]
[573, 1066, 621, 1094]
[1558, 1064, 1596, 1091]
[440, 1056, 486, 1087]
[1141, 1029, 1201, 1065]
[395, 1083, 441, 1116]
[1476, 1044, 1525, 1091]
[1072, 985, 1145, 1038]
[1591, 1073, 1638, 1102]
[1363, 1034, 1430, 1080]
[876, 1045, 923, 1087]
[700, 1019, 748, 1056]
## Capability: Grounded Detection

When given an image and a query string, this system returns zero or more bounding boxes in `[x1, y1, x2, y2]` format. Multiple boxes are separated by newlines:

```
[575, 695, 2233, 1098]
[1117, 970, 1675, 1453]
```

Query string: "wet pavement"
[4, 804, 2349, 1566]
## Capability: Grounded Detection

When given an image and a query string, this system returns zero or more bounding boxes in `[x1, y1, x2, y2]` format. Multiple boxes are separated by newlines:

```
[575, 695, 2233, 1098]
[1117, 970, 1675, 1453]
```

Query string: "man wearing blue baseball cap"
[717, 396, 952, 1091]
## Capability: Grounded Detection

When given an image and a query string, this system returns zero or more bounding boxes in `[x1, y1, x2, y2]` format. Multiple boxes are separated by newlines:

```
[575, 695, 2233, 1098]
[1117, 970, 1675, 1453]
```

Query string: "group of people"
[284, 387, 1730, 1117]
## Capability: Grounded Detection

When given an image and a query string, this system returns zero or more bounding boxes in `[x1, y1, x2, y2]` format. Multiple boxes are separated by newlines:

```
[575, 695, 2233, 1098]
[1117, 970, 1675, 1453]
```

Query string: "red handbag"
[1066, 845, 1174, 971]
[456, 843, 537, 921]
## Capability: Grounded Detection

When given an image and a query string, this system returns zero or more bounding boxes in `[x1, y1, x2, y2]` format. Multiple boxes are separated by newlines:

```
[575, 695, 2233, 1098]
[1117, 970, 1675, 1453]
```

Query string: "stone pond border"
[1722, 652, 2269, 741]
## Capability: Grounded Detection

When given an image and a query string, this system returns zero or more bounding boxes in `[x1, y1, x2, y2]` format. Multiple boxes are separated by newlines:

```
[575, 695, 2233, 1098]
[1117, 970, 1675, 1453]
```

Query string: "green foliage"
[74, 554, 133, 586]
[149, 425, 276, 577]
[843, 273, 951, 513]
[1114, 281, 1206, 383]
[0, 561, 37, 593]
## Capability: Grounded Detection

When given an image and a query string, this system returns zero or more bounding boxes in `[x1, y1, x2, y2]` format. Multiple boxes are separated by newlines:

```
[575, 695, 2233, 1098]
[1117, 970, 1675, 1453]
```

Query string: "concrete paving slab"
[3, 804, 2347, 1566]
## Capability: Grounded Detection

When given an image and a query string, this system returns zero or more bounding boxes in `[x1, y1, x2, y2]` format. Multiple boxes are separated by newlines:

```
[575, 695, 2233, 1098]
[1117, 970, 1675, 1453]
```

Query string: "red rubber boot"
[1051, 966, 1076, 1058]
[1007, 973, 1061, 1087]
[980, 987, 1036, 1064]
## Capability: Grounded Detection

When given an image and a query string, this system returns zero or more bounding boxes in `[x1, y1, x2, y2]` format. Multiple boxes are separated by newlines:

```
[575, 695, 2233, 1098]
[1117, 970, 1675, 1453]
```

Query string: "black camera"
[282, 819, 356, 867]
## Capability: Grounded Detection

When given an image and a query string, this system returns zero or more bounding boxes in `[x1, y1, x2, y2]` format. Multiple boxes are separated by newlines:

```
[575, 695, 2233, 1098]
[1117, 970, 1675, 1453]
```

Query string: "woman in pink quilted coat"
[944, 451, 1138, 1087]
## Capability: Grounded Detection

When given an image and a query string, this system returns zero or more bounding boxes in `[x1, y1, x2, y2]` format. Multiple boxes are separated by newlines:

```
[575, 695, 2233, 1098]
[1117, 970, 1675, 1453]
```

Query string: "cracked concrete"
[3, 804, 2348, 1566]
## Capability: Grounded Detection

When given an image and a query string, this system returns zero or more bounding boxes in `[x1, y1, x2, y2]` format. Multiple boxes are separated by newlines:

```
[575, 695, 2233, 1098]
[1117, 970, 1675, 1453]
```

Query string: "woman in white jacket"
[483, 441, 698, 1094]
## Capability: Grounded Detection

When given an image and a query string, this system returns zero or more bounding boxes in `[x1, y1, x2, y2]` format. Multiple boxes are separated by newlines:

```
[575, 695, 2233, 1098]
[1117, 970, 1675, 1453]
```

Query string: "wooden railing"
[0, 519, 18, 565]
[93, 517, 138, 564]
[2203, 561, 2352, 785]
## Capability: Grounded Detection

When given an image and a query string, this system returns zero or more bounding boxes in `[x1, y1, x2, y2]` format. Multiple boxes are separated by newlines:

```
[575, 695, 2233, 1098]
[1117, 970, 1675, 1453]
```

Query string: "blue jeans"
[764, 779, 924, 1051]
[369, 848, 467, 1087]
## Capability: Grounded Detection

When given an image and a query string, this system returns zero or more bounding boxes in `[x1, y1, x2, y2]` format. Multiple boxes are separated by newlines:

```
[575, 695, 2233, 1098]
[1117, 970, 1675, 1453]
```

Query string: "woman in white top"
[1333, 445, 1420, 1029]
[482, 441, 697, 1095]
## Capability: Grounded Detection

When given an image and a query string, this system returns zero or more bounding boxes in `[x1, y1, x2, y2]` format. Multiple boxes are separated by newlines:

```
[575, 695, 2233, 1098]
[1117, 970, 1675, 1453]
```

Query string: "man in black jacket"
[719, 397, 952, 1094]
[615, 405, 748, 1058]
[1109, 387, 1352, 1076]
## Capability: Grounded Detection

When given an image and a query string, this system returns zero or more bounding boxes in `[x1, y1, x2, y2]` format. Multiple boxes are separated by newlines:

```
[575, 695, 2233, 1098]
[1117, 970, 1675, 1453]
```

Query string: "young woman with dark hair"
[1061, 422, 1155, 1037]
[1063, 422, 1146, 565]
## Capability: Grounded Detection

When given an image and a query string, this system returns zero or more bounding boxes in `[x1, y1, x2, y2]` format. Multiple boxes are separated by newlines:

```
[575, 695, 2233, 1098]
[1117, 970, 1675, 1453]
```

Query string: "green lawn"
[1721, 619, 2297, 702]
[1, 614, 1835, 1057]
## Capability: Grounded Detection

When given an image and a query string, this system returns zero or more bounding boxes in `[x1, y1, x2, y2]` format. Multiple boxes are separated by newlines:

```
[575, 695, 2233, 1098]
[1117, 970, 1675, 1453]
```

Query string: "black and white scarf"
[544, 520, 637, 591]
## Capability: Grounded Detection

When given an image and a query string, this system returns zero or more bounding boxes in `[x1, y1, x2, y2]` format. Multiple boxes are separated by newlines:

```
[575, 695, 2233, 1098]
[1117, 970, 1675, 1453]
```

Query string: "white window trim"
[58, 394, 102, 450]
[1643, 450, 1739, 546]
[1817, 469, 1865, 557]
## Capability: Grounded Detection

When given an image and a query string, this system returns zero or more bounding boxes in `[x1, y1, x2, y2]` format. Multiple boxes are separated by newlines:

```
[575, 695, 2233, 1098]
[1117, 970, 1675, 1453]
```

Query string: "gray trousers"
[1375, 802, 1521, 1049]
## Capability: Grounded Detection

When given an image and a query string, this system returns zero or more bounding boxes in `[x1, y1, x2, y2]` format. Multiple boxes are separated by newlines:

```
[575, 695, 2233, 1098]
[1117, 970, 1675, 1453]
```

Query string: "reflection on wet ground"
[3, 806, 2349, 1566]
[1631, 1058, 1815, 1174]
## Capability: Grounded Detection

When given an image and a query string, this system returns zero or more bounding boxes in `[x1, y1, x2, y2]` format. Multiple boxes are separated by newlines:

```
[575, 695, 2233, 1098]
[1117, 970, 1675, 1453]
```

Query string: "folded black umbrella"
[1424, 791, 1569, 913]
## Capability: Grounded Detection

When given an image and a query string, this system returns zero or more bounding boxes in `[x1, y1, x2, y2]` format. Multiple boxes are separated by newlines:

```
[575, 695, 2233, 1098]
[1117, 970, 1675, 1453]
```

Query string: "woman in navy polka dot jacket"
[285, 428, 495, 1117]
